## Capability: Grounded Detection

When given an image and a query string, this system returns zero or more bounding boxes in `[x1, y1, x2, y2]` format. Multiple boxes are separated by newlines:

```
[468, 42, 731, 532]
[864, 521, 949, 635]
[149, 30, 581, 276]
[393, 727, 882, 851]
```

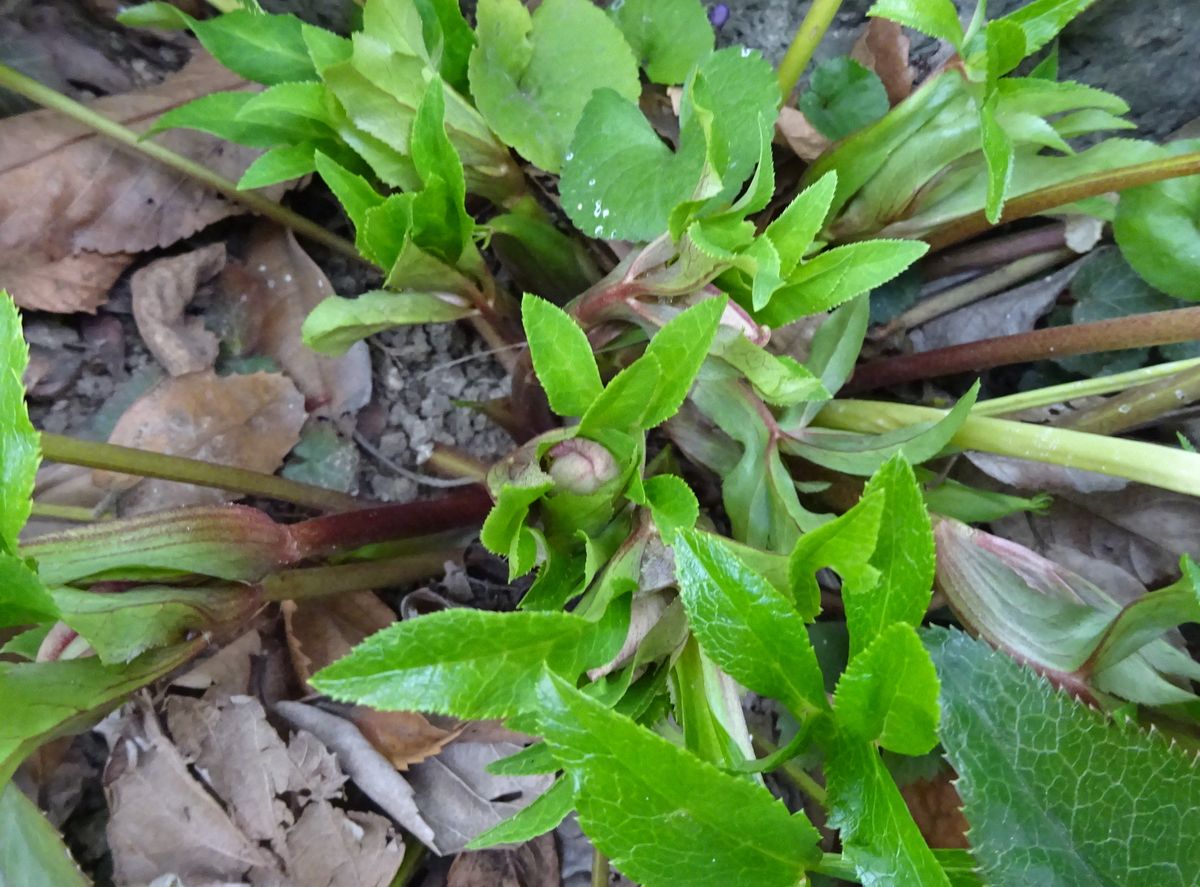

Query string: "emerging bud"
[546, 439, 620, 495]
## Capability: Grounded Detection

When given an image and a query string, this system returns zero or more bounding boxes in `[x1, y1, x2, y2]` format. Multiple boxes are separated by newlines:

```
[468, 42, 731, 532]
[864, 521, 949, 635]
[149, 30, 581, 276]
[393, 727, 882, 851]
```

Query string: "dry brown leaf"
[132, 243, 224, 375]
[775, 106, 832, 161]
[0, 52, 287, 313]
[282, 591, 396, 687]
[899, 774, 969, 850]
[448, 833, 560, 887]
[405, 739, 555, 855]
[277, 801, 403, 887]
[353, 708, 461, 771]
[218, 224, 372, 417]
[851, 18, 914, 105]
[94, 369, 306, 512]
[171, 629, 261, 695]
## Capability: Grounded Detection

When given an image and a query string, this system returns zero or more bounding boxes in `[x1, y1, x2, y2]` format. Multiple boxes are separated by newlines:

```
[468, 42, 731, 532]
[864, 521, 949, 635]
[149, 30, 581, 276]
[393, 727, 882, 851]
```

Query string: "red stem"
[845, 306, 1200, 393]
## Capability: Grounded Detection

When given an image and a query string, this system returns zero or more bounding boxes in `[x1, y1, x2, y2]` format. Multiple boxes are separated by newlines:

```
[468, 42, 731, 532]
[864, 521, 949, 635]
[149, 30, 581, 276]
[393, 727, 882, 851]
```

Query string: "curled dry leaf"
[850, 18, 914, 106]
[775, 106, 832, 162]
[217, 224, 372, 417]
[94, 369, 306, 513]
[447, 833, 560, 887]
[0, 52, 288, 313]
[131, 243, 225, 376]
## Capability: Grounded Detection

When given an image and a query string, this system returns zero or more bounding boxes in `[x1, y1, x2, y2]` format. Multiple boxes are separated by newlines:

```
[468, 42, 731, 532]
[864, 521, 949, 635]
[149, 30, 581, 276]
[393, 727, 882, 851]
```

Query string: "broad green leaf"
[848, 455, 935, 650]
[825, 730, 952, 887]
[0, 294, 37, 554]
[236, 80, 333, 130]
[1114, 140, 1200, 301]
[148, 91, 292, 147]
[121, 5, 317, 84]
[0, 784, 88, 887]
[999, 0, 1099, 56]
[361, 0, 429, 58]
[640, 474, 699, 540]
[757, 240, 929, 328]
[639, 296, 726, 427]
[468, 0, 639, 173]
[534, 671, 821, 887]
[313, 151, 386, 243]
[611, 0, 713, 84]
[799, 57, 889, 141]
[674, 529, 829, 717]
[561, 89, 707, 241]
[312, 609, 596, 719]
[237, 143, 316, 189]
[413, 0, 475, 92]
[521, 295, 603, 417]
[24, 505, 294, 585]
[487, 204, 599, 301]
[467, 778, 574, 848]
[765, 171, 838, 277]
[0, 553, 58, 628]
[713, 332, 829, 406]
[868, 0, 964, 50]
[995, 76, 1129, 117]
[927, 627, 1200, 886]
[984, 20, 1028, 84]
[577, 353, 665, 435]
[301, 290, 475, 356]
[980, 95, 1014, 223]
[0, 643, 202, 784]
[834, 622, 940, 755]
[53, 585, 258, 664]
[788, 488, 884, 621]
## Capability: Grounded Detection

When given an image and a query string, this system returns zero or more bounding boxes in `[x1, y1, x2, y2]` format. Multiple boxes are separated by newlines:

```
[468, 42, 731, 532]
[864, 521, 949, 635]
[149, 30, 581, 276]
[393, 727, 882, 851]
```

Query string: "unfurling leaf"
[534, 671, 821, 887]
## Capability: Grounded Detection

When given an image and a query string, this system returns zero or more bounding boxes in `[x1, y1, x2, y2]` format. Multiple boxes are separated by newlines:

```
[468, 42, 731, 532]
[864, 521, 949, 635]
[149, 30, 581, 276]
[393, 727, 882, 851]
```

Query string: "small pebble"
[709, 3, 730, 29]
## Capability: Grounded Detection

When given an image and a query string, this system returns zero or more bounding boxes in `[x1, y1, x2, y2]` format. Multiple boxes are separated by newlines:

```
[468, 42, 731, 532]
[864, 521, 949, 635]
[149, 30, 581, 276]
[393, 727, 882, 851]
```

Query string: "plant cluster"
[3, 0, 1200, 884]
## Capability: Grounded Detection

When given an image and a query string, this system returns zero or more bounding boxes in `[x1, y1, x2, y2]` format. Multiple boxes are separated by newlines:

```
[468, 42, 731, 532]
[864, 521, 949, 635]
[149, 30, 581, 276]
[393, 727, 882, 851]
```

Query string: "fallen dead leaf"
[405, 738, 555, 855]
[0, 52, 287, 313]
[171, 629, 261, 696]
[106, 693, 403, 887]
[217, 224, 372, 417]
[93, 369, 306, 513]
[851, 18, 914, 105]
[132, 243, 224, 376]
[775, 106, 832, 162]
[447, 833, 560, 887]
[353, 708, 461, 772]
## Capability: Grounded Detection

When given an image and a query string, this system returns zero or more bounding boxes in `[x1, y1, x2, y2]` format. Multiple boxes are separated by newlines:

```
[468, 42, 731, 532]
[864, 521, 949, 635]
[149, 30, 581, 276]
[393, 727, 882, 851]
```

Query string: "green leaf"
[409, 76, 472, 263]
[765, 171, 838, 277]
[521, 295, 603, 417]
[534, 671, 821, 887]
[0, 643, 201, 784]
[313, 151, 385, 245]
[825, 730, 952, 887]
[868, 0, 964, 50]
[237, 143, 316, 189]
[311, 609, 596, 719]
[638, 296, 726, 427]
[611, 0, 713, 84]
[0, 784, 88, 887]
[757, 240, 929, 328]
[468, 0, 639, 173]
[577, 353, 665, 435]
[674, 529, 829, 717]
[0, 294, 37, 554]
[799, 57, 890, 141]
[467, 778, 574, 848]
[927, 627, 1200, 886]
[148, 91, 290, 147]
[999, 0, 1100, 57]
[713, 333, 829, 406]
[640, 474, 699, 540]
[123, 5, 317, 85]
[980, 94, 1014, 224]
[361, 0, 430, 58]
[788, 487, 884, 621]
[413, 0, 475, 92]
[0, 552, 58, 628]
[486, 203, 599, 301]
[794, 294, 869, 426]
[561, 89, 707, 241]
[848, 455, 935, 650]
[1114, 140, 1200, 301]
[834, 622, 940, 755]
[487, 741, 558, 775]
[301, 290, 475, 356]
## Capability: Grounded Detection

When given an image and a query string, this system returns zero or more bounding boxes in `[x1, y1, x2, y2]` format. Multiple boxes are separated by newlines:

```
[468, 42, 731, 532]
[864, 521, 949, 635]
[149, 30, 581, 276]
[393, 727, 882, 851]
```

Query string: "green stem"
[29, 503, 107, 522]
[812, 400, 1200, 496]
[387, 838, 426, 887]
[591, 851, 610, 887]
[0, 62, 364, 264]
[925, 151, 1200, 252]
[1059, 364, 1200, 435]
[777, 0, 845, 99]
[973, 357, 1200, 417]
[847, 306, 1200, 393]
[426, 444, 490, 483]
[40, 432, 360, 513]
[261, 551, 460, 601]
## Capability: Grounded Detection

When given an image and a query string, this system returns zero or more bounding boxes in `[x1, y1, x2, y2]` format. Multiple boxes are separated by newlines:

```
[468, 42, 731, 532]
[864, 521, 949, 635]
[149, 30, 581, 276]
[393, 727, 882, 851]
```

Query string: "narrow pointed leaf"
[522, 295, 603, 417]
